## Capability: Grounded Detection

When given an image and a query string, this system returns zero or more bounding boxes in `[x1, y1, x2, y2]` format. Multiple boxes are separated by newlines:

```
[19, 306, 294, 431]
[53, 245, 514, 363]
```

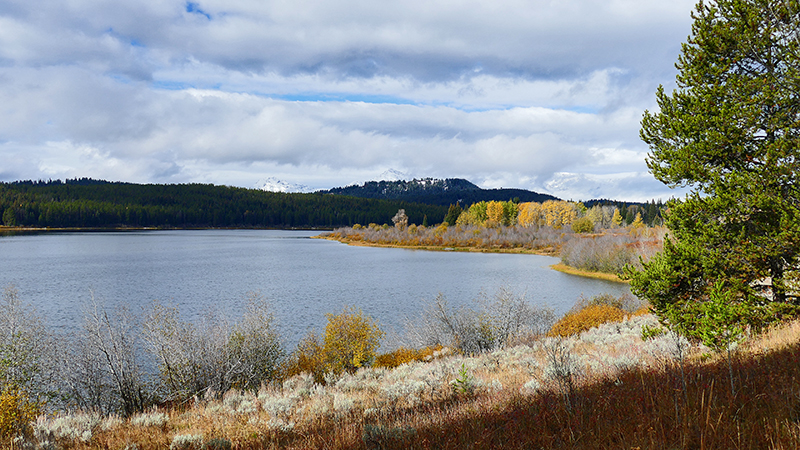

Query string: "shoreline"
[313, 234, 558, 256]
[549, 262, 627, 283]
[316, 235, 627, 283]
[0, 226, 332, 233]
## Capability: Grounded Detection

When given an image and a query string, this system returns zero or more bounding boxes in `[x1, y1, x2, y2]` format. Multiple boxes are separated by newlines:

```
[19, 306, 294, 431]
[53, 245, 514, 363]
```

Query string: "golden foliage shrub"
[323, 306, 384, 375]
[373, 345, 444, 369]
[571, 216, 594, 233]
[548, 304, 627, 337]
[286, 332, 327, 383]
[288, 306, 384, 383]
[0, 385, 39, 440]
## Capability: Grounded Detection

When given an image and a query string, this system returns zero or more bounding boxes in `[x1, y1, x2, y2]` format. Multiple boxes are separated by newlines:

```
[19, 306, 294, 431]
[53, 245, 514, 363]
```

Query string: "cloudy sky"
[0, 0, 697, 201]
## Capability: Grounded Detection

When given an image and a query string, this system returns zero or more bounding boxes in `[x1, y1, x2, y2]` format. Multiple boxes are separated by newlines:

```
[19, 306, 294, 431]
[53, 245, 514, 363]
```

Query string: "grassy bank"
[318, 233, 622, 279]
[549, 262, 627, 283]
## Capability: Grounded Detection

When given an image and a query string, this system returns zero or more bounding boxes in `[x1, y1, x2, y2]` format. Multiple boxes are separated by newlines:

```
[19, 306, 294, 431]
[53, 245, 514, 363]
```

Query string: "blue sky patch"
[186, 2, 211, 20]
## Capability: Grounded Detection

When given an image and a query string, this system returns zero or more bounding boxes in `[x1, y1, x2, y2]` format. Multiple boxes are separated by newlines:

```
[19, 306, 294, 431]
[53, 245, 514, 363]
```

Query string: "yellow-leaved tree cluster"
[517, 200, 579, 229]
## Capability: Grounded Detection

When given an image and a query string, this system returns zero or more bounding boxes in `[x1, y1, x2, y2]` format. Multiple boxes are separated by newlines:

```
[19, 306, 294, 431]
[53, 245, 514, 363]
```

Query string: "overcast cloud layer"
[0, 0, 697, 201]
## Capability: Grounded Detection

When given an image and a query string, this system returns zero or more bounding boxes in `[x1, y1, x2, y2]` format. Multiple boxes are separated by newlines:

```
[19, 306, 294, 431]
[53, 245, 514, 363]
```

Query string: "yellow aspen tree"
[611, 208, 623, 227]
[630, 212, 644, 229]
[323, 306, 384, 375]
[586, 206, 603, 228]
[517, 202, 541, 227]
[540, 200, 577, 229]
[542, 201, 559, 228]
[558, 202, 578, 228]
[486, 201, 505, 226]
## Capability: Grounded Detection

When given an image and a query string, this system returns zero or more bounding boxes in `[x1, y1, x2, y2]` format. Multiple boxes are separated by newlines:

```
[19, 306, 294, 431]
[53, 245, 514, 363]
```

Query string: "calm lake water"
[0, 230, 630, 346]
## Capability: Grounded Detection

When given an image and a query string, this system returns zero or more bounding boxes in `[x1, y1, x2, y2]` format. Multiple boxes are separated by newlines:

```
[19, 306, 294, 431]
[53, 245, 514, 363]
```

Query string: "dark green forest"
[0, 179, 448, 229]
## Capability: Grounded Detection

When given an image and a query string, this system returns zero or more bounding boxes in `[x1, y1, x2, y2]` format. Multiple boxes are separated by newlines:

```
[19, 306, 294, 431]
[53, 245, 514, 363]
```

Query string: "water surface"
[0, 230, 630, 345]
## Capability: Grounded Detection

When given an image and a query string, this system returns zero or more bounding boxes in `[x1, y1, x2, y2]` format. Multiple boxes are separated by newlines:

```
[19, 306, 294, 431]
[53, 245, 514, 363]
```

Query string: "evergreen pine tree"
[629, 0, 800, 335]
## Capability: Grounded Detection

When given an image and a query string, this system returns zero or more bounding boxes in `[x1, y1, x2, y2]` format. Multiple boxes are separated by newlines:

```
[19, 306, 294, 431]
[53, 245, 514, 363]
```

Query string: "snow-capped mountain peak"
[256, 177, 312, 193]
[374, 169, 411, 182]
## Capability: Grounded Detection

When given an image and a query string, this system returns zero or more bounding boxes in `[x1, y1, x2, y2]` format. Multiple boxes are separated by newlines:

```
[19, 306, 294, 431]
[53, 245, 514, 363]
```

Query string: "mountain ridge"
[318, 177, 560, 206]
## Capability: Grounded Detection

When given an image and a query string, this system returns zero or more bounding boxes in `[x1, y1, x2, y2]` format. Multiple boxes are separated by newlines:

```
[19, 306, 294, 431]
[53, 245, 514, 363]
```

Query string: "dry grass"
[549, 263, 627, 283]
[548, 304, 628, 337]
[15, 316, 800, 449]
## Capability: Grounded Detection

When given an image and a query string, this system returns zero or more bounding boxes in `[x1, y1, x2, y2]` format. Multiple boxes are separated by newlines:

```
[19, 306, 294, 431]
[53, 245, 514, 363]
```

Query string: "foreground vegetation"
[5, 283, 800, 449]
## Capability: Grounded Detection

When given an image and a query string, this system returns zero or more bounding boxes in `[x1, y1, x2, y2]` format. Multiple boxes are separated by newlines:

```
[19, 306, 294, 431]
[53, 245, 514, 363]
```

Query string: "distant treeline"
[582, 198, 667, 227]
[0, 179, 448, 229]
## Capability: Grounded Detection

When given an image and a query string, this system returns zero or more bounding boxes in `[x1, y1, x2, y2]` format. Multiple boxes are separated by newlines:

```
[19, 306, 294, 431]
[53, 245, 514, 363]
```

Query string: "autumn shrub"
[549, 304, 627, 337]
[323, 306, 384, 375]
[0, 384, 40, 441]
[373, 347, 420, 369]
[547, 293, 643, 338]
[570, 216, 594, 233]
[373, 345, 444, 369]
[286, 332, 326, 383]
[288, 306, 384, 383]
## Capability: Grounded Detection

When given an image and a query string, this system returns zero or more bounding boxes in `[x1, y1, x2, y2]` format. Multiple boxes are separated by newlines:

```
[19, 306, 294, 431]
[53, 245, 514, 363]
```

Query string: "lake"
[0, 229, 630, 346]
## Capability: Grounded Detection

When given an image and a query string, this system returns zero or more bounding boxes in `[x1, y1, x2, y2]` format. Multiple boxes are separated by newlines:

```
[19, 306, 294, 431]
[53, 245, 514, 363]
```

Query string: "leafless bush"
[0, 285, 60, 404]
[560, 234, 634, 274]
[572, 292, 647, 314]
[405, 288, 555, 355]
[560, 231, 664, 274]
[142, 293, 285, 402]
[60, 294, 151, 416]
[542, 337, 581, 411]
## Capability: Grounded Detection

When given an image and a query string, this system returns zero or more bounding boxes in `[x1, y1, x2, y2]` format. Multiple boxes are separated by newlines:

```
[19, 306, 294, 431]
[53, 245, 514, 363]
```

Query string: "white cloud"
[0, 0, 699, 200]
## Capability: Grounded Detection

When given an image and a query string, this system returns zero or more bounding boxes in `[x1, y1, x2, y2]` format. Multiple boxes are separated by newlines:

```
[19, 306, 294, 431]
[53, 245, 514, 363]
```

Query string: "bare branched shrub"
[0, 285, 59, 404]
[542, 337, 581, 411]
[143, 293, 285, 402]
[227, 295, 285, 391]
[561, 228, 667, 274]
[406, 288, 555, 355]
[61, 294, 151, 416]
[560, 234, 636, 274]
[574, 292, 647, 314]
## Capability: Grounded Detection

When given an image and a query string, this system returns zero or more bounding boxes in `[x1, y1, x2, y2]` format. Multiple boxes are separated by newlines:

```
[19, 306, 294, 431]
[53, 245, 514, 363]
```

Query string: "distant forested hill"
[319, 178, 559, 206]
[0, 179, 448, 229]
